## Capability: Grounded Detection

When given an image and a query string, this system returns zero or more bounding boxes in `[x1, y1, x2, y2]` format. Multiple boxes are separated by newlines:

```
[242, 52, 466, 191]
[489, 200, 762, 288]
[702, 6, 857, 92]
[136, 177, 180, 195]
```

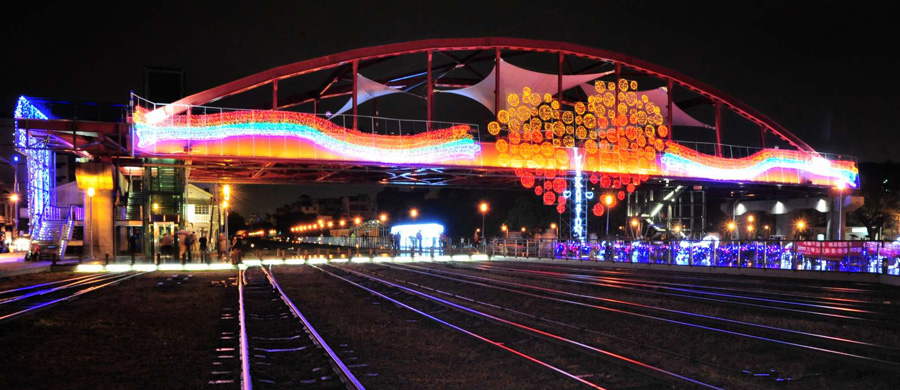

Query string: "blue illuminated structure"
[551, 239, 899, 276]
[14, 96, 55, 240]
[390, 223, 445, 251]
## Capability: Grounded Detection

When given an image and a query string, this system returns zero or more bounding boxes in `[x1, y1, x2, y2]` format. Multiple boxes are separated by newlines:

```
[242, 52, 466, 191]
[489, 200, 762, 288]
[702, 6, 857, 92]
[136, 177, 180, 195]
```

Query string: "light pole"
[796, 220, 806, 240]
[603, 194, 614, 238]
[87, 187, 95, 260]
[631, 218, 639, 239]
[10, 193, 19, 239]
[727, 221, 736, 239]
[223, 184, 231, 257]
[836, 181, 846, 240]
[410, 208, 418, 219]
[479, 202, 488, 251]
[550, 223, 557, 238]
[501, 224, 508, 238]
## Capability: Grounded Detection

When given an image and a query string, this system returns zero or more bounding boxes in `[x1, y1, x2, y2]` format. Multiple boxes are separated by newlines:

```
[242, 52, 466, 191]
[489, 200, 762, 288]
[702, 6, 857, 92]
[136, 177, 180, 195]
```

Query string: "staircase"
[29, 205, 82, 260]
[57, 206, 77, 259]
[635, 185, 687, 235]
[125, 179, 144, 220]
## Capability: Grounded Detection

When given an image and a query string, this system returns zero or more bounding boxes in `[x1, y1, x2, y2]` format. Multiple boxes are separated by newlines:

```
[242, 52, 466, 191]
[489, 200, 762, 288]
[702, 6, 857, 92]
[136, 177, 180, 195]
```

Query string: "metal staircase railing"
[57, 205, 76, 259]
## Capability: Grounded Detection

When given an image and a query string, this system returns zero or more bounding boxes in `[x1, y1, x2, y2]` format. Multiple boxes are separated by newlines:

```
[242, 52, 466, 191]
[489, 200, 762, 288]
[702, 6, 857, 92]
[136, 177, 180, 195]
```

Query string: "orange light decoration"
[490, 80, 665, 215]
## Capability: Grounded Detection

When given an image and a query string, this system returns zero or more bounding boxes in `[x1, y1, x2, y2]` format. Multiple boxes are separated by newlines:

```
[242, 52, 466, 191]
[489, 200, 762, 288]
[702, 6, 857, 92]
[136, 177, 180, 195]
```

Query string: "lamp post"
[87, 187, 95, 260]
[836, 181, 846, 240]
[10, 193, 19, 239]
[479, 202, 488, 251]
[550, 222, 558, 238]
[630, 218, 639, 239]
[501, 224, 508, 238]
[222, 184, 231, 256]
[796, 220, 806, 240]
[603, 194, 614, 238]
[410, 208, 418, 219]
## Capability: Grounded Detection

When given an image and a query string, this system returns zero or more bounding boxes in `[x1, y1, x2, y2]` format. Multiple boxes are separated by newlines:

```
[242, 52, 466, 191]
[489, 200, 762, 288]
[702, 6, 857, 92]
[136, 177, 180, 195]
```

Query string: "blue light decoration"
[550, 238, 898, 276]
[13, 96, 55, 240]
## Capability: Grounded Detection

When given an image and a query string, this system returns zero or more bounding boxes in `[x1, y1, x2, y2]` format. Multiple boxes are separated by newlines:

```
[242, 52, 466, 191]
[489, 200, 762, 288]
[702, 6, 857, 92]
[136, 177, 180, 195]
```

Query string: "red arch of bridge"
[152, 37, 814, 153]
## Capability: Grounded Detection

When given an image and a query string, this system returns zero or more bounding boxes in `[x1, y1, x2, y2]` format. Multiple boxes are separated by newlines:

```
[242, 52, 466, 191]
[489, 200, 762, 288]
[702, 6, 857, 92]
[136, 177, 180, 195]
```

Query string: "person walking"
[198, 234, 209, 263]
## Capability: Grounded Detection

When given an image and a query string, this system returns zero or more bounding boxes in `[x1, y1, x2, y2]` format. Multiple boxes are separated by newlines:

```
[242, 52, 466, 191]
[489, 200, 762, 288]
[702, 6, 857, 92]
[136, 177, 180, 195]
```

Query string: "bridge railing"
[671, 140, 858, 164]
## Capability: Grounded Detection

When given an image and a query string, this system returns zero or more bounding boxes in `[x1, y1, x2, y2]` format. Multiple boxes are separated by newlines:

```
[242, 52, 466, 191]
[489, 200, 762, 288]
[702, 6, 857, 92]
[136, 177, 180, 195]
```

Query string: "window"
[195, 205, 210, 215]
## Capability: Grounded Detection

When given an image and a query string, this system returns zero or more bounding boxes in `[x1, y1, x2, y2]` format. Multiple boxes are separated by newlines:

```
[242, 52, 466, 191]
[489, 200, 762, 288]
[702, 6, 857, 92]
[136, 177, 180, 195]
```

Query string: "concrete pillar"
[84, 189, 114, 260]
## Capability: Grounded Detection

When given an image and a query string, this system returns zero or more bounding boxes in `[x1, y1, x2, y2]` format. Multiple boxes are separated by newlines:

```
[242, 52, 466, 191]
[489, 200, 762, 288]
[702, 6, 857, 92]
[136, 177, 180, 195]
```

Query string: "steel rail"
[258, 265, 366, 390]
[0, 272, 144, 325]
[322, 264, 723, 389]
[479, 264, 900, 318]
[310, 264, 612, 389]
[0, 273, 99, 296]
[499, 261, 900, 298]
[0, 273, 120, 306]
[490, 262, 892, 307]
[384, 263, 900, 372]
[237, 268, 252, 390]
[468, 264, 900, 326]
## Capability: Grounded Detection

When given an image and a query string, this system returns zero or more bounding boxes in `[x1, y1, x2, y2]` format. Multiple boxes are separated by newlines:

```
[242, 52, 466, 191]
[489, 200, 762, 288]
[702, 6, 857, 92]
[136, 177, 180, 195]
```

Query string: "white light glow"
[105, 264, 132, 272]
[261, 259, 284, 265]
[158, 264, 184, 271]
[75, 264, 104, 272]
[133, 264, 158, 272]
[390, 223, 445, 250]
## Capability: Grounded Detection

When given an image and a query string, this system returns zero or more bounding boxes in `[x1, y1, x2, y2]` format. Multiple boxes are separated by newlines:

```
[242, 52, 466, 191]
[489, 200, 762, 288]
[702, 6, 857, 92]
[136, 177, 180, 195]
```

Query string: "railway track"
[379, 262, 900, 374]
[236, 266, 365, 390]
[313, 263, 723, 389]
[517, 262, 900, 297]
[468, 262, 900, 324]
[495, 262, 900, 308]
[0, 272, 143, 324]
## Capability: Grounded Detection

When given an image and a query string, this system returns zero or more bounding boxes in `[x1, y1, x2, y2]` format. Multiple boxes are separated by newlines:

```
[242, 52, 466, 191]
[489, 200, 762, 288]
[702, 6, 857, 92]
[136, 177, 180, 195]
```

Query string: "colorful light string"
[661, 142, 859, 188]
[133, 107, 480, 165]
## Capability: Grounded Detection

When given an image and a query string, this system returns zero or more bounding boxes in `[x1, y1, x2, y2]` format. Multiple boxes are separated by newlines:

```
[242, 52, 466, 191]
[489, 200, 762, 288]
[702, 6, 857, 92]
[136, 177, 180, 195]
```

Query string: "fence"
[299, 236, 899, 276]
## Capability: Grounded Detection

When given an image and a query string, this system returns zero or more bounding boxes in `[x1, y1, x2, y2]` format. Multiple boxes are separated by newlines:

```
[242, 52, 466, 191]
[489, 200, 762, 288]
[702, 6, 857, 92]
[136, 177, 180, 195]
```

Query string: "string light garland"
[133, 107, 480, 165]
[661, 142, 858, 187]
[14, 96, 54, 240]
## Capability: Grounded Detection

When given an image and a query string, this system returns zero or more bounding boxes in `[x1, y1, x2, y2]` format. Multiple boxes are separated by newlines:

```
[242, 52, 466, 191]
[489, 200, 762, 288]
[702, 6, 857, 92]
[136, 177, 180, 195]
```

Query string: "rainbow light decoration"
[661, 142, 858, 188]
[133, 107, 480, 165]
[14, 96, 55, 239]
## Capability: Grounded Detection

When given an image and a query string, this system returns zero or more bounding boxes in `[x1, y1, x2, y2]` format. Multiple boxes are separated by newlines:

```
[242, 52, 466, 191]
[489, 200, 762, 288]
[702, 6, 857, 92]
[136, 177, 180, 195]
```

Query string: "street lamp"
[550, 222, 558, 238]
[603, 194, 614, 238]
[501, 224, 508, 238]
[87, 187, 95, 260]
[222, 184, 231, 256]
[630, 218, 639, 239]
[410, 208, 418, 219]
[727, 221, 736, 239]
[479, 202, 488, 250]
[747, 215, 754, 223]
[10, 193, 18, 238]
[836, 181, 847, 240]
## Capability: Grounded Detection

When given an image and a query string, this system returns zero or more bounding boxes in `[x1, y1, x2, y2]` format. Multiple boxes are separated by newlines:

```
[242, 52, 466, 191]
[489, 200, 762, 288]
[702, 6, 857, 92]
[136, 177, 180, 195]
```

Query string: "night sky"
[2, 1, 895, 215]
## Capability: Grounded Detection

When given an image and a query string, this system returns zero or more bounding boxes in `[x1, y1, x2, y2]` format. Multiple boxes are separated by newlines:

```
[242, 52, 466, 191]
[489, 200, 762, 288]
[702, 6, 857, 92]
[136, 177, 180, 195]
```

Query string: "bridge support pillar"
[84, 189, 114, 261]
[76, 162, 115, 261]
